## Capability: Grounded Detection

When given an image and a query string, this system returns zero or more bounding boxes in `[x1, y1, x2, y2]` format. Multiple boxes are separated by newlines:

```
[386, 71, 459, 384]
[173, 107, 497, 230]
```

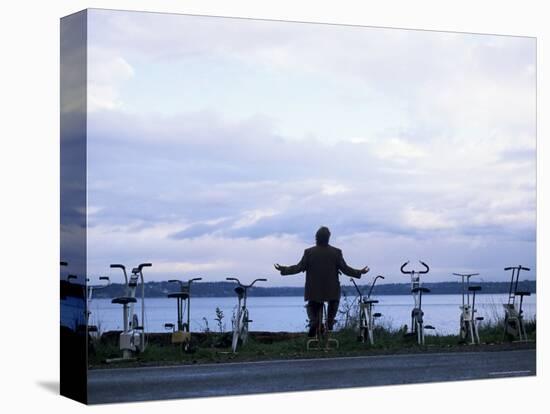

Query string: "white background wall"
[0, 0, 547, 412]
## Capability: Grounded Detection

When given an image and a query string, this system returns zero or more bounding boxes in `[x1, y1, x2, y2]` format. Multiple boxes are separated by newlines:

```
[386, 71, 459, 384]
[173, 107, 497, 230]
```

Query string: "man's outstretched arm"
[338, 252, 368, 278]
[274, 252, 307, 275]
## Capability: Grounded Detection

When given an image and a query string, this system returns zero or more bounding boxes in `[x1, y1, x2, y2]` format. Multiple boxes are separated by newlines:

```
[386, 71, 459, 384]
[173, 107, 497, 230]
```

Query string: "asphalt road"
[88, 349, 536, 404]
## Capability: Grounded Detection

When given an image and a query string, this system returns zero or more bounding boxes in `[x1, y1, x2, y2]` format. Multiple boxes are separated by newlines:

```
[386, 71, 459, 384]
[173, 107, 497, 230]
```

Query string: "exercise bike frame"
[86, 275, 110, 332]
[350, 275, 384, 345]
[108, 263, 152, 361]
[503, 265, 531, 342]
[226, 277, 267, 353]
[165, 277, 202, 349]
[306, 302, 339, 351]
[453, 272, 483, 344]
[401, 261, 433, 345]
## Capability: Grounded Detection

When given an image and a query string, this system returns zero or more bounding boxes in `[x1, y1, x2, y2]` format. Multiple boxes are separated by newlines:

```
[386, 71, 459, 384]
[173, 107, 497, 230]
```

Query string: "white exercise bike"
[503, 265, 531, 342]
[453, 272, 483, 344]
[401, 261, 435, 345]
[350, 275, 384, 345]
[86, 275, 110, 335]
[107, 263, 152, 362]
[227, 277, 267, 353]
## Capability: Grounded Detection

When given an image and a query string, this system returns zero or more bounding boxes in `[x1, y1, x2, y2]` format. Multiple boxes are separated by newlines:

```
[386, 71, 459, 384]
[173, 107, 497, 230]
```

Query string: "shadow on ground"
[36, 381, 59, 395]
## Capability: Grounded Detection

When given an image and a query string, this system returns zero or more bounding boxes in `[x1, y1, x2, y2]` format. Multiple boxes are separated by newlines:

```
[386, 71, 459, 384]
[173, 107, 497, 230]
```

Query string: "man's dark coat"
[279, 245, 362, 302]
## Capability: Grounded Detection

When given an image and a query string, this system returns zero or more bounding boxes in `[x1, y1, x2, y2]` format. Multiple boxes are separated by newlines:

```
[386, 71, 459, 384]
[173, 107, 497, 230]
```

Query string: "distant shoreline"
[89, 280, 536, 299]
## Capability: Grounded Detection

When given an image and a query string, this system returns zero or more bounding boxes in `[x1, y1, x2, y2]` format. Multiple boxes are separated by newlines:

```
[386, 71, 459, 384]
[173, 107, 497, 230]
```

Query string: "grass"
[88, 317, 536, 369]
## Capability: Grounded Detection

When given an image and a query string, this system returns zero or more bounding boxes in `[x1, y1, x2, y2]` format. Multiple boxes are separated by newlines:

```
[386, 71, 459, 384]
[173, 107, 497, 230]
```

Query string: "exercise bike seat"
[111, 296, 137, 305]
[167, 292, 189, 300]
[515, 291, 531, 297]
[411, 287, 430, 293]
[468, 286, 482, 292]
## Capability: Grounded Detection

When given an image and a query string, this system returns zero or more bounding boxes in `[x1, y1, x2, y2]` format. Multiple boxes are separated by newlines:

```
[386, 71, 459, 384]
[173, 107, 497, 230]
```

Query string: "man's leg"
[307, 301, 322, 337]
[327, 300, 340, 330]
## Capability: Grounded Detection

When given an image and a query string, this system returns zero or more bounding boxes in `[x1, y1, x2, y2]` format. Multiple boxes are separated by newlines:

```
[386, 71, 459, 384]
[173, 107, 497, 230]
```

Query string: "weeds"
[88, 315, 535, 370]
[214, 307, 225, 333]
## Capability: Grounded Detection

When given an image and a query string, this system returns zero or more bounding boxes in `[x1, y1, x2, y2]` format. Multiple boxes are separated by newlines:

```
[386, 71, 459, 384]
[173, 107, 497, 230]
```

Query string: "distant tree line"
[89, 280, 536, 299]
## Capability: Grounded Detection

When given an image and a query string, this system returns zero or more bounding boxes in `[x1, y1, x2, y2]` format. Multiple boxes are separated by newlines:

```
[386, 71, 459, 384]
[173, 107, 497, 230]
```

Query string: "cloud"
[372, 137, 427, 161]
[82, 10, 536, 283]
[85, 10, 535, 147]
[321, 183, 351, 196]
[402, 208, 456, 231]
[88, 46, 135, 111]
[232, 208, 280, 229]
[85, 107, 535, 281]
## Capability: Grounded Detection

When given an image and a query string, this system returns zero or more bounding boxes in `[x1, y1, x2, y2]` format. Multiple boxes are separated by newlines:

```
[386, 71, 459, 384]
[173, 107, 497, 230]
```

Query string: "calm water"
[88, 294, 536, 336]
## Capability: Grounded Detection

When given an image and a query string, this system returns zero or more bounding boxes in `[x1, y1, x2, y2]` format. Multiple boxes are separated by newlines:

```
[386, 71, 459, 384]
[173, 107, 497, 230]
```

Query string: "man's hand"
[274, 263, 283, 272]
[360, 266, 370, 274]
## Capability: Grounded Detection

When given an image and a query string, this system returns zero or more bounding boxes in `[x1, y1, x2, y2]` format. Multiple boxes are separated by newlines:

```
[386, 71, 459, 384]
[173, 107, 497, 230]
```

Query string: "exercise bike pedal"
[373, 313, 382, 318]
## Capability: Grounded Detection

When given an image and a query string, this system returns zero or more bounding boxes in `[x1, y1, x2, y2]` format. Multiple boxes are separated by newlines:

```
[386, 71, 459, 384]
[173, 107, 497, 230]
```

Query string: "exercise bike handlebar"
[226, 277, 267, 289]
[400, 261, 430, 275]
[110, 263, 128, 284]
[249, 278, 267, 288]
[367, 275, 385, 298]
[419, 261, 430, 273]
[350, 277, 362, 297]
[504, 265, 530, 271]
[89, 276, 110, 289]
[168, 277, 203, 288]
[452, 272, 479, 278]
[138, 263, 152, 271]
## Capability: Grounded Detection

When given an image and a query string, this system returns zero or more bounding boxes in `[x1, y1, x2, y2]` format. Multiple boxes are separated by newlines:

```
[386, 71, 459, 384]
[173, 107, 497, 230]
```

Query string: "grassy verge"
[88, 319, 536, 369]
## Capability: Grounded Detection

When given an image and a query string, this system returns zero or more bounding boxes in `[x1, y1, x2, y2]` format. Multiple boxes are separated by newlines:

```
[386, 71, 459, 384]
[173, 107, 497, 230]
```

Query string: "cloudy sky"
[86, 9, 536, 285]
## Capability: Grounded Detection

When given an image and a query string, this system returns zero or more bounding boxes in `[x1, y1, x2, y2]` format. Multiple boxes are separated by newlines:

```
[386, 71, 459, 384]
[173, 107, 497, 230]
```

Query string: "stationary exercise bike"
[164, 277, 202, 351]
[227, 277, 267, 353]
[86, 275, 110, 334]
[503, 265, 531, 341]
[107, 263, 152, 362]
[453, 272, 483, 344]
[401, 261, 435, 345]
[60, 261, 86, 331]
[306, 302, 339, 351]
[350, 275, 385, 345]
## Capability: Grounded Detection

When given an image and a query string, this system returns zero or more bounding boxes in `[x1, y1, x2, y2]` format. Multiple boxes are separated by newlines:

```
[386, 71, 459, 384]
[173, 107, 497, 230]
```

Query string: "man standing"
[274, 226, 369, 336]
